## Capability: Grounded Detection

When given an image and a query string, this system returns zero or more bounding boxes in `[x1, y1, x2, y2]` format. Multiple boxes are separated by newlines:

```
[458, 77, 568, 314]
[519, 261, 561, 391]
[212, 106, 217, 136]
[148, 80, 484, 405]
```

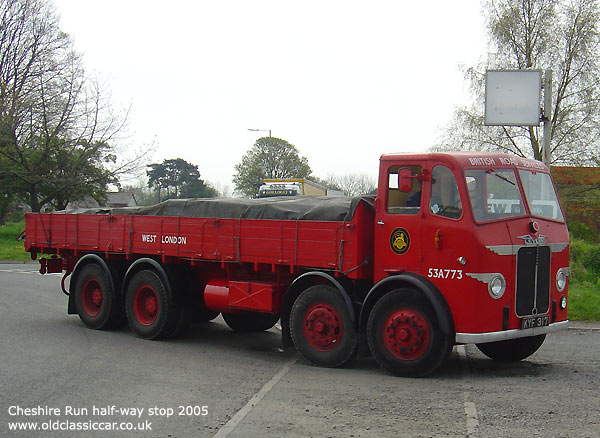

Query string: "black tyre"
[222, 311, 279, 332]
[74, 263, 123, 330]
[125, 270, 181, 340]
[367, 289, 452, 377]
[289, 285, 358, 368]
[476, 335, 546, 362]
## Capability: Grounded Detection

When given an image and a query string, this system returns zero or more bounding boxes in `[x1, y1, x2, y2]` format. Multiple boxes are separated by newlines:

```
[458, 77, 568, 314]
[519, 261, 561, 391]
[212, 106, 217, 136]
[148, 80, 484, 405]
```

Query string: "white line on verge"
[213, 354, 298, 438]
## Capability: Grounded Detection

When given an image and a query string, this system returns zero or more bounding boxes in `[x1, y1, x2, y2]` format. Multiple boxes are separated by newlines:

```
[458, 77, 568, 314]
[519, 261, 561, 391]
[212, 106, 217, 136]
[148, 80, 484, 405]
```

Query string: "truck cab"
[373, 152, 569, 348]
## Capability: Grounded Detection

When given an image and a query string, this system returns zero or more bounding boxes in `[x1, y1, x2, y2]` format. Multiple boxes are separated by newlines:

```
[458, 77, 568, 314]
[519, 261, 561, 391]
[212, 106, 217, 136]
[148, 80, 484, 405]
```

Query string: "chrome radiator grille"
[515, 246, 550, 317]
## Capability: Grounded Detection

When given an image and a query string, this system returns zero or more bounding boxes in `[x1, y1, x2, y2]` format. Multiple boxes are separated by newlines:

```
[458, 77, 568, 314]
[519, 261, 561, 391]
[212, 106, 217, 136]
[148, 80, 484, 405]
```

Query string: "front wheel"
[476, 335, 546, 362]
[289, 285, 358, 368]
[367, 289, 452, 377]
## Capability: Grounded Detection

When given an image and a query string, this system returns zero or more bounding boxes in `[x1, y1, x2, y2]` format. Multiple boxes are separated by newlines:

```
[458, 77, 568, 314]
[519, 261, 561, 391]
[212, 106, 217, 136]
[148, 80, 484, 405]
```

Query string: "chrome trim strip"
[485, 244, 515, 255]
[455, 320, 569, 344]
[486, 242, 569, 256]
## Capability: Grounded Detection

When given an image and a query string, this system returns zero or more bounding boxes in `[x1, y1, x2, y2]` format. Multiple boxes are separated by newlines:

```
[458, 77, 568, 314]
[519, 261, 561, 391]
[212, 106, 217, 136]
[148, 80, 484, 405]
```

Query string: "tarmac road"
[1, 263, 598, 438]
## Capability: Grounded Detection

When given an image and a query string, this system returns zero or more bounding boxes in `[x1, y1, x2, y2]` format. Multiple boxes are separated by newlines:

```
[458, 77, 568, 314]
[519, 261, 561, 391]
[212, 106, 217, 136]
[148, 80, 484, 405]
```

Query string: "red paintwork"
[25, 152, 570, 338]
[25, 203, 374, 280]
[382, 308, 431, 360]
[203, 280, 230, 313]
[134, 285, 158, 326]
[81, 278, 102, 317]
[302, 302, 344, 351]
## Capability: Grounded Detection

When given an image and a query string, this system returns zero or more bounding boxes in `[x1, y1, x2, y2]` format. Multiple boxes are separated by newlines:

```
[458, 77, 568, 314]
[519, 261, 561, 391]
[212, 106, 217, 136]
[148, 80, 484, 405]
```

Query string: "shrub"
[568, 221, 597, 243]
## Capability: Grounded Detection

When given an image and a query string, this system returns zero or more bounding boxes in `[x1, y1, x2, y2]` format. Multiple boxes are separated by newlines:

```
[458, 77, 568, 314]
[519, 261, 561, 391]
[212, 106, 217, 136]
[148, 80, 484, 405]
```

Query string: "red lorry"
[25, 152, 570, 377]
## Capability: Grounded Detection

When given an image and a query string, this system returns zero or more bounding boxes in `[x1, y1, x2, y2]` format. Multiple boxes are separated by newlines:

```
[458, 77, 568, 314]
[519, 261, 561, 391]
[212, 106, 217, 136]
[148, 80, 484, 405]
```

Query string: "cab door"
[420, 163, 471, 285]
[374, 161, 426, 283]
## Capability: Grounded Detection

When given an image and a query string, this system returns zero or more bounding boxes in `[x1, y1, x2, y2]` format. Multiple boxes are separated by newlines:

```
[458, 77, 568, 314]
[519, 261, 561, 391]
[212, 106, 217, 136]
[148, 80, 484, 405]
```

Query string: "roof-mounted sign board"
[484, 70, 542, 126]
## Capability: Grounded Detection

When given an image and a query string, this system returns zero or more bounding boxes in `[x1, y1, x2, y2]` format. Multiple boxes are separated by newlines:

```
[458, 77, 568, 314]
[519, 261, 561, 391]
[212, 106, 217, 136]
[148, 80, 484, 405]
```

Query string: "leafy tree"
[233, 137, 312, 197]
[147, 158, 217, 201]
[43, 140, 118, 210]
[0, 0, 135, 211]
[437, 0, 600, 165]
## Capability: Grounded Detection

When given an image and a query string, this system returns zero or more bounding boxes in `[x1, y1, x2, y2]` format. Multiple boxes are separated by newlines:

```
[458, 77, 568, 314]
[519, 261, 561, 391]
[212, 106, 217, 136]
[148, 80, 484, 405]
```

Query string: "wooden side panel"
[25, 206, 374, 280]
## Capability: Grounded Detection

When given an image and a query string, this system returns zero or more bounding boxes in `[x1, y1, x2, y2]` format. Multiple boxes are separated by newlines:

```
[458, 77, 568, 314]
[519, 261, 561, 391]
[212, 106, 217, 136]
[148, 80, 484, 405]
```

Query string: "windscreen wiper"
[486, 169, 515, 185]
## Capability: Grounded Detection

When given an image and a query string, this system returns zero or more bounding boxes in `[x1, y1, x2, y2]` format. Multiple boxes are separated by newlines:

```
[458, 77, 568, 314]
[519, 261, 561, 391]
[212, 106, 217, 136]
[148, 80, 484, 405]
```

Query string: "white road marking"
[0, 268, 61, 276]
[213, 354, 298, 438]
[457, 345, 480, 437]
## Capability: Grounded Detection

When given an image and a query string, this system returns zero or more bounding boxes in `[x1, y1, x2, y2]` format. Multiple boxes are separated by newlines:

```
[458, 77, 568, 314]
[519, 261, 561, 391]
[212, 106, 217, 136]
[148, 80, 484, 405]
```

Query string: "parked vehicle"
[25, 152, 570, 376]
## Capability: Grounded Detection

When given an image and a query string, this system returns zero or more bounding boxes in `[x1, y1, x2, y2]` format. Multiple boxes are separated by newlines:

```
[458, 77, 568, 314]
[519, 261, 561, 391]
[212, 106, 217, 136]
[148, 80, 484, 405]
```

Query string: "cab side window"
[387, 165, 422, 215]
[430, 165, 462, 219]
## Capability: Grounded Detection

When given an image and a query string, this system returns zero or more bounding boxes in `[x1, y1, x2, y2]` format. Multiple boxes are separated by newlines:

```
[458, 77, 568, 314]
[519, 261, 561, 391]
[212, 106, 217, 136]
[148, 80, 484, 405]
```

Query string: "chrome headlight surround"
[466, 273, 506, 299]
[488, 275, 506, 299]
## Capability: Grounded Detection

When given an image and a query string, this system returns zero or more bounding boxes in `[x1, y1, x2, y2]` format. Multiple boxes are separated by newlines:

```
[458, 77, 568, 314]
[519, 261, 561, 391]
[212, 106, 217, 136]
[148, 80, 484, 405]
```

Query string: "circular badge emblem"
[390, 228, 410, 255]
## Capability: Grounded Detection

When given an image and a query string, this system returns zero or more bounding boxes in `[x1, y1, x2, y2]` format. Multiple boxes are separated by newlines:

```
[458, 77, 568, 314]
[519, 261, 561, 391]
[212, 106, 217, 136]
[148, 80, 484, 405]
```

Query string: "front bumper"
[455, 320, 569, 344]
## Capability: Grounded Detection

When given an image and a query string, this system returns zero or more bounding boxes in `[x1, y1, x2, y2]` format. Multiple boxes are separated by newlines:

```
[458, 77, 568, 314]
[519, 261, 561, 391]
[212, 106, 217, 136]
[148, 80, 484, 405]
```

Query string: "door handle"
[377, 220, 385, 225]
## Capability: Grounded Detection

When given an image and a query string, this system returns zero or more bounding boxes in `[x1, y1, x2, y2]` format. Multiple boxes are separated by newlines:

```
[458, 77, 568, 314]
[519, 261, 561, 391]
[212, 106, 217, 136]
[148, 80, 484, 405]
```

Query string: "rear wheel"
[222, 312, 279, 332]
[476, 335, 546, 362]
[74, 263, 123, 330]
[289, 285, 358, 368]
[125, 270, 182, 339]
[367, 289, 452, 377]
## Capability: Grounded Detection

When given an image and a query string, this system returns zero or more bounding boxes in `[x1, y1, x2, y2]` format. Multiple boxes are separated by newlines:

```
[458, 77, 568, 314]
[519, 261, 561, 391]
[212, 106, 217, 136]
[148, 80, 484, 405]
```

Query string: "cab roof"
[380, 151, 549, 172]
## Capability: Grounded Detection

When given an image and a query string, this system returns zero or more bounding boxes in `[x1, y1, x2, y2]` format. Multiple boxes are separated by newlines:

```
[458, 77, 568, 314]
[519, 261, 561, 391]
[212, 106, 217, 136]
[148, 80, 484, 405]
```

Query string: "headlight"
[556, 269, 568, 292]
[488, 275, 506, 299]
[560, 296, 567, 309]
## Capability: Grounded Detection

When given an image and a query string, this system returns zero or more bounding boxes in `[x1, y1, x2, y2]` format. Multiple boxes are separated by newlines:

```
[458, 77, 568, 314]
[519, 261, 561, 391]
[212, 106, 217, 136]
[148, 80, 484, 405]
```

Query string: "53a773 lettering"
[427, 268, 463, 280]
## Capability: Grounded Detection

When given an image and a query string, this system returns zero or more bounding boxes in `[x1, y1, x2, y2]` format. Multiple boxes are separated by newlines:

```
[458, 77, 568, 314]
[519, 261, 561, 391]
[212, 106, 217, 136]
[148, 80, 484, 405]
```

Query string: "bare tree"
[327, 173, 376, 197]
[0, 0, 139, 211]
[437, 0, 600, 165]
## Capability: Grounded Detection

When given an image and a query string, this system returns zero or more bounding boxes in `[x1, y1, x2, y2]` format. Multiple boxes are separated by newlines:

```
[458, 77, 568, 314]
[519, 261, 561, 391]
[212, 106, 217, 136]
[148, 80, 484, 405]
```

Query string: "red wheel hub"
[81, 278, 103, 316]
[134, 286, 159, 326]
[303, 302, 344, 351]
[382, 308, 431, 361]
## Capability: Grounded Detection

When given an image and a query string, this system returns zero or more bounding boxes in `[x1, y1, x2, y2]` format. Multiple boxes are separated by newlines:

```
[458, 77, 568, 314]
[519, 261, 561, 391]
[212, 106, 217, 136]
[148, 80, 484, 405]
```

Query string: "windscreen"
[465, 169, 525, 222]
[518, 170, 564, 221]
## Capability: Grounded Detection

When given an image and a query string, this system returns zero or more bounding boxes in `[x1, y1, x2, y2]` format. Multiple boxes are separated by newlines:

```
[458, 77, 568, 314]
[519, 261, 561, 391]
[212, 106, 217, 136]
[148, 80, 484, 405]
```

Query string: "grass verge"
[0, 222, 30, 261]
[568, 282, 600, 321]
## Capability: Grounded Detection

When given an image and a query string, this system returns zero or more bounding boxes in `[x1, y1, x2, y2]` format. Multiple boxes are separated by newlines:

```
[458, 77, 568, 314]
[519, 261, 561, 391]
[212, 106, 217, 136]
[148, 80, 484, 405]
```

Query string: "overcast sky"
[52, 0, 487, 194]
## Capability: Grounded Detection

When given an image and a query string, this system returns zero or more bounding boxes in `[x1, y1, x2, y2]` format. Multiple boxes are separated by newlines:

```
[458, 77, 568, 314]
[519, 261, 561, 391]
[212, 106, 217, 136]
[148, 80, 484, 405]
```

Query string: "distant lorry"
[25, 152, 570, 377]
[257, 178, 336, 198]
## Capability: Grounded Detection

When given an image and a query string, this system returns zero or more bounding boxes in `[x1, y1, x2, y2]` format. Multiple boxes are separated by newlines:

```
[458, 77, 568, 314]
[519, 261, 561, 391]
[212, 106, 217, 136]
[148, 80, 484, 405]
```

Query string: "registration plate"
[521, 315, 549, 330]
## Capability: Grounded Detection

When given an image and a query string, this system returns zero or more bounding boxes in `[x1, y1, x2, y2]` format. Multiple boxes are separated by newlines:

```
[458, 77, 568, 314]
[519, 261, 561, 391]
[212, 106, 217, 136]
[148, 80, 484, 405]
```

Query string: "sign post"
[542, 69, 552, 167]
[484, 69, 552, 167]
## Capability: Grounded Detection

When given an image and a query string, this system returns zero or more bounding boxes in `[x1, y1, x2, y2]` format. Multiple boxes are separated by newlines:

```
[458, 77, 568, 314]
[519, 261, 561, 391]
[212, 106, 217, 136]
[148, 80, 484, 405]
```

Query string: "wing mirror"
[398, 168, 414, 192]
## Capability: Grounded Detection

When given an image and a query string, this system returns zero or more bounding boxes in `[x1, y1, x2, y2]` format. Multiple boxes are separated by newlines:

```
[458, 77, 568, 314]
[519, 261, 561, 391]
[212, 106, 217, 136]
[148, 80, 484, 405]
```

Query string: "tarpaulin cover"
[60, 196, 375, 222]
